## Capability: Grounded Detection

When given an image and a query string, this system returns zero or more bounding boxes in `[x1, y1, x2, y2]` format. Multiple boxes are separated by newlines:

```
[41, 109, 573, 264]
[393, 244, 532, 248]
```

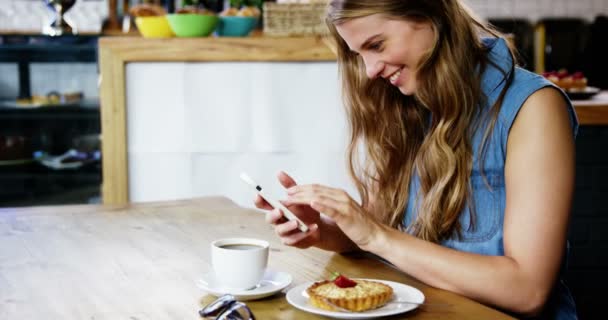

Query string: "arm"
[288, 87, 575, 316]
[366, 87, 574, 315]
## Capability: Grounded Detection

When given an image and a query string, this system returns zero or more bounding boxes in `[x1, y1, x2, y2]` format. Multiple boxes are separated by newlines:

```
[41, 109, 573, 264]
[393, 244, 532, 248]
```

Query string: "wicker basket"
[263, 2, 329, 36]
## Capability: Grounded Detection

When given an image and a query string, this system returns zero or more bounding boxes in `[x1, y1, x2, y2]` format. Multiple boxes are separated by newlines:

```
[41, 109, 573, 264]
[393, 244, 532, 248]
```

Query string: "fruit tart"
[306, 273, 393, 312]
[542, 69, 588, 91]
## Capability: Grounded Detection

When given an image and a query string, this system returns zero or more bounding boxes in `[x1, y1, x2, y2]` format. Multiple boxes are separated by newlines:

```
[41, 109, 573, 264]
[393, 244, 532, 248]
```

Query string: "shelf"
[0, 35, 102, 207]
[0, 35, 98, 63]
[0, 98, 100, 120]
[0, 162, 101, 177]
[0, 170, 101, 181]
[0, 182, 100, 207]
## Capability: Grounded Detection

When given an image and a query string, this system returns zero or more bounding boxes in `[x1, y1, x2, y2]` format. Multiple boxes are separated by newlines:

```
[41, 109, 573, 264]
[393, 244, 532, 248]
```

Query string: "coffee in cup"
[211, 238, 269, 290]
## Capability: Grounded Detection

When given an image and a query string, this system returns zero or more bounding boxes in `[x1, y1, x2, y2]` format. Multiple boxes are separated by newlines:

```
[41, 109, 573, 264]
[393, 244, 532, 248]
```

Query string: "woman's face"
[335, 14, 435, 95]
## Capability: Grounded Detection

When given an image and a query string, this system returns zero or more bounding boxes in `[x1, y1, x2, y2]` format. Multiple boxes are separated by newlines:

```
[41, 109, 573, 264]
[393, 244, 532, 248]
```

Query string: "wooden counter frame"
[98, 36, 608, 205]
[98, 36, 336, 205]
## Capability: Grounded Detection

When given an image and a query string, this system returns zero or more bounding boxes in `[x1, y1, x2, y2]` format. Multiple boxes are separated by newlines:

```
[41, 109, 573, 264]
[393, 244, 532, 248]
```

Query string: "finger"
[287, 184, 346, 200]
[278, 171, 298, 189]
[265, 208, 283, 225]
[275, 220, 300, 237]
[283, 193, 316, 206]
[310, 196, 347, 220]
[282, 224, 319, 246]
[254, 194, 273, 210]
[285, 190, 347, 207]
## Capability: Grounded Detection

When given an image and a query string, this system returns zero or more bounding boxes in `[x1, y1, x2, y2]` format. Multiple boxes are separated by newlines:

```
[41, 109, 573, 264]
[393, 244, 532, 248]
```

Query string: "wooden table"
[0, 197, 514, 319]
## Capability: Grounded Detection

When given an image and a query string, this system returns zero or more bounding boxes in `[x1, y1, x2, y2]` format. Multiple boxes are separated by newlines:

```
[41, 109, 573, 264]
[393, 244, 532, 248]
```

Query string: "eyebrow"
[357, 34, 383, 51]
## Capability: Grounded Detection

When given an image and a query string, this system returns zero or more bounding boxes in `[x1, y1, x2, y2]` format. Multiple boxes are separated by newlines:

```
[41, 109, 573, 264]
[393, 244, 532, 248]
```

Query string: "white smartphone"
[240, 172, 309, 232]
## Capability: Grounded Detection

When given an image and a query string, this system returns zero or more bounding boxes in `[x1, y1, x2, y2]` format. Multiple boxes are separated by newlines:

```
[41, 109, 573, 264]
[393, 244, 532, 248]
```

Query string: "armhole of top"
[501, 82, 579, 152]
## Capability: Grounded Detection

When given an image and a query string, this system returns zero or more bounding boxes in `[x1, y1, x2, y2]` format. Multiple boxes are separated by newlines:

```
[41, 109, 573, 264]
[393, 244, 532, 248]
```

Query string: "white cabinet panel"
[126, 62, 355, 207]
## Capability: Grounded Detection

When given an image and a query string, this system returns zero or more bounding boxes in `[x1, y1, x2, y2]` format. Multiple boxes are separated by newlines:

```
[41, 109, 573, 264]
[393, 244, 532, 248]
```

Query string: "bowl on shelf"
[167, 14, 219, 37]
[217, 16, 258, 37]
[135, 16, 174, 38]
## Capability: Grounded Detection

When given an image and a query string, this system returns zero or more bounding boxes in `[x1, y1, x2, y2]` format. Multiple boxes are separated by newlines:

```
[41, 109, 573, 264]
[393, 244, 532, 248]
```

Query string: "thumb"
[278, 171, 298, 189]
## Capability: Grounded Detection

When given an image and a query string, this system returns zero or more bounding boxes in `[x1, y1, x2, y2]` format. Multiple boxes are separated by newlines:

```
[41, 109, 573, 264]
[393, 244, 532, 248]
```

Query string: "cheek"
[386, 48, 411, 65]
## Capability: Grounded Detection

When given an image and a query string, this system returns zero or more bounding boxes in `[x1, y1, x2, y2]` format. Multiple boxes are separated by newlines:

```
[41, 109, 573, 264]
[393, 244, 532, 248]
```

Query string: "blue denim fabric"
[403, 38, 578, 319]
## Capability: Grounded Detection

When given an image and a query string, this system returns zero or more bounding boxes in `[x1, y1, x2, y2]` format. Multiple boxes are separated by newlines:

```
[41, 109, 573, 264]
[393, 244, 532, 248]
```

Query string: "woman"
[254, 1, 578, 318]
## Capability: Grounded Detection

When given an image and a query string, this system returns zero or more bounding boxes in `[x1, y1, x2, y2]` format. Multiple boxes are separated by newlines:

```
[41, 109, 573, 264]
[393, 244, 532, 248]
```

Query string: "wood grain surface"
[0, 197, 514, 319]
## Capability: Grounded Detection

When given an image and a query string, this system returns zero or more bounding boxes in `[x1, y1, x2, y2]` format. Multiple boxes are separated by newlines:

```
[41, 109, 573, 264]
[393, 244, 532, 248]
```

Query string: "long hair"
[326, 0, 514, 243]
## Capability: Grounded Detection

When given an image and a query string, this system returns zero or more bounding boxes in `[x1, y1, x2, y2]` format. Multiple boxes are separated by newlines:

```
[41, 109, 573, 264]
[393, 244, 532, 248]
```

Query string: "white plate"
[197, 269, 292, 301]
[286, 279, 424, 319]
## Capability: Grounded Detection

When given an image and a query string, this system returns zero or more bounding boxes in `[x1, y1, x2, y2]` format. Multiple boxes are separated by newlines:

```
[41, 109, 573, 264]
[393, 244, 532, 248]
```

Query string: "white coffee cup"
[211, 238, 269, 290]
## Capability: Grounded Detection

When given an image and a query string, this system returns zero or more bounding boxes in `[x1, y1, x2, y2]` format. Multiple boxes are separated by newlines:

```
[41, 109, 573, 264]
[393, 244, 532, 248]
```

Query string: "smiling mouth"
[389, 68, 403, 85]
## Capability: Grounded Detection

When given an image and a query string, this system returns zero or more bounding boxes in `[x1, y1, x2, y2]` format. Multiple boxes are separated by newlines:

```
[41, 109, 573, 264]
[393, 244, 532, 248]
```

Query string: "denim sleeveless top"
[403, 38, 578, 319]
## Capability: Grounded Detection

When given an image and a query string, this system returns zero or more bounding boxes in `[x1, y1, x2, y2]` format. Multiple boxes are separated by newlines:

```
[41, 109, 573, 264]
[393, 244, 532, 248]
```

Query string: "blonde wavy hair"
[326, 0, 515, 243]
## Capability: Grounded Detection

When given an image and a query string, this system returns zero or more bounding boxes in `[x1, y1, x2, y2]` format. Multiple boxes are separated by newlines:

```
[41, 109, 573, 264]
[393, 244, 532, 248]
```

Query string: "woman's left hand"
[284, 184, 384, 250]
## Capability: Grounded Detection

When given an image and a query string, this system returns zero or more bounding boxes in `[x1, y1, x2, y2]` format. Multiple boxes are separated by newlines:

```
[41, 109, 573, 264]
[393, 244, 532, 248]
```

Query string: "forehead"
[335, 14, 398, 50]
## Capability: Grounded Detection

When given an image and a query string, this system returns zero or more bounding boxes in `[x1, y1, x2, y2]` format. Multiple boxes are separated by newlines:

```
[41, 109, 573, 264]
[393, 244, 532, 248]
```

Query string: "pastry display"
[306, 273, 393, 312]
[220, 6, 261, 17]
[220, 7, 239, 16]
[237, 6, 260, 17]
[15, 91, 83, 107]
[542, 69, 588, 91]
[176, 6, 216, 15]
[129, 4, 167, 17]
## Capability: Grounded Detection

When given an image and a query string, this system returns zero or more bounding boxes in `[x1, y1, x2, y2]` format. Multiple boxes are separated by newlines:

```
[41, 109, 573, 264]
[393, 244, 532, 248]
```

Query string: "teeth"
[389, 70, 401, 83]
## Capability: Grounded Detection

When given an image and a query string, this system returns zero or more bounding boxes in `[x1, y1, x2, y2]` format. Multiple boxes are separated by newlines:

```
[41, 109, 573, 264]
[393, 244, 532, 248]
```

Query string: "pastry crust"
[306, 279, 393, 312]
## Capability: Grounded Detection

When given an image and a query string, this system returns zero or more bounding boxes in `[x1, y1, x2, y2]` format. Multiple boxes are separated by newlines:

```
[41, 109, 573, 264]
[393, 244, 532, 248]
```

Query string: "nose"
[361, 54, 383, 79]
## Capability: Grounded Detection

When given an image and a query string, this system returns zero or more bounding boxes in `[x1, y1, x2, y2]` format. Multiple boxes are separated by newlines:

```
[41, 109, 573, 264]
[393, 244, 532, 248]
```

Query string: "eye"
[368, 41, 383, 51]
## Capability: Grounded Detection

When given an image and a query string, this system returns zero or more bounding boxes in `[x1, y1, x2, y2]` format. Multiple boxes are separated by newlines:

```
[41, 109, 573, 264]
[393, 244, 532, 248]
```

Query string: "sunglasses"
[199, 294, 256, 320]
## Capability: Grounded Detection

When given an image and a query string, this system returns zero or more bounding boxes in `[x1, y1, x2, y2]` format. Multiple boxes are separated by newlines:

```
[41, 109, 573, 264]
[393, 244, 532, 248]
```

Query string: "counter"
[98, 36, 608, 205]
[571, 91, 608, 125]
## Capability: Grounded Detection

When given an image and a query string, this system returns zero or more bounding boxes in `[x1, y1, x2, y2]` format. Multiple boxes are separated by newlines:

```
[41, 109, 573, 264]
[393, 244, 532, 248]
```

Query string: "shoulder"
[509, 86, 573, 145]
[497, 68, 578, 137]
[518, 86, 570, 121]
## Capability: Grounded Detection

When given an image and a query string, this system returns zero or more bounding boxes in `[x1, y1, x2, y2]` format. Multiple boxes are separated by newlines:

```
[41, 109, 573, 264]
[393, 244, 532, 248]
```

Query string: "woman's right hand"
[254, 171, 322, 249]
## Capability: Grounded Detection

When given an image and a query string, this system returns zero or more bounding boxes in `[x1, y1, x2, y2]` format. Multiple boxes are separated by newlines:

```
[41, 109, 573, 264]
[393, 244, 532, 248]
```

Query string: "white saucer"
[286, 279, 425, 319]
[197, 270, 292, 301]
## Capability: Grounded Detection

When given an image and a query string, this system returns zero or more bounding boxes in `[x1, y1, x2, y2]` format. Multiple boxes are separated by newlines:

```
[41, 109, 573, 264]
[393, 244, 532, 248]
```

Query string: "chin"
[398, 86, 415, 96]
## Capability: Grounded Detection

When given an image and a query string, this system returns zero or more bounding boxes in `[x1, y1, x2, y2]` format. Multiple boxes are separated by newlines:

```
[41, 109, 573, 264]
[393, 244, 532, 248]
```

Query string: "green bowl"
[167, 14, 219, 37]
[217, 16, 258, 37]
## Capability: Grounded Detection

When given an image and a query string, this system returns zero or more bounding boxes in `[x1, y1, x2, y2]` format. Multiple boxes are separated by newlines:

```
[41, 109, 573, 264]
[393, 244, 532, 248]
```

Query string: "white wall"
[468, 0, 608, 21]
[0, 0, 107, 33]
[0, 63, 18, 99]
[1, 0, 606, 34]
[0, 63, 99, 100]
